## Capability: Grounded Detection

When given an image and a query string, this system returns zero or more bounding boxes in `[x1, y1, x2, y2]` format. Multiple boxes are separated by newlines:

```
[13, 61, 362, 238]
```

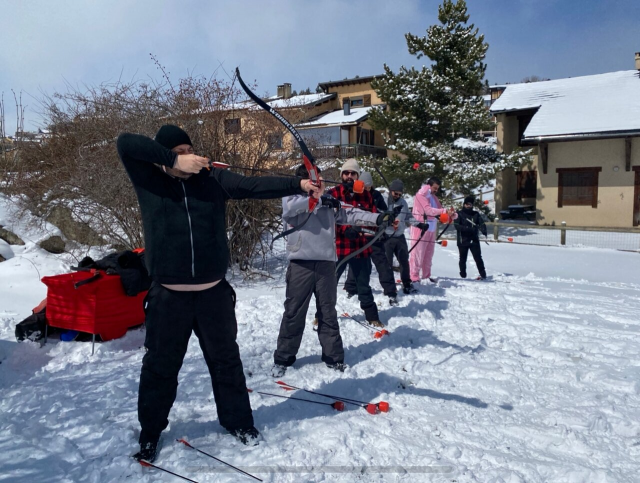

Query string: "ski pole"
[138, 460, 199, 483]
[248, 388, 345, 411]
[177, 439, 262, 482]
[276, 381, 389, 414]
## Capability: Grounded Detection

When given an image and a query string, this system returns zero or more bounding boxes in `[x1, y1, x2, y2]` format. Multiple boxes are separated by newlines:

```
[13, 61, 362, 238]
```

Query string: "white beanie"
[359, 171, 373, 188]
[340, 158, 360, 176]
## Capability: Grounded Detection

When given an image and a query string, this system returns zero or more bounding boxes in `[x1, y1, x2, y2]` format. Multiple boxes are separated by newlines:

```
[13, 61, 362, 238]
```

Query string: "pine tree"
[368, 0, 528, 196]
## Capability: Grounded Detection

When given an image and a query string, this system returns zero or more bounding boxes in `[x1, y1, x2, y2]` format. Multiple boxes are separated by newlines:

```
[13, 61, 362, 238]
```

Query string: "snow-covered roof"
[296, 106, 376, 128]
[490, 70, 640, 139]
[225, 92, 336, 112]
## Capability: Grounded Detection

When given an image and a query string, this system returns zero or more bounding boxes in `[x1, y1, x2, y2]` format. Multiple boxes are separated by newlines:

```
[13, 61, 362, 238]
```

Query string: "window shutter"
[363, 94, 371, 107]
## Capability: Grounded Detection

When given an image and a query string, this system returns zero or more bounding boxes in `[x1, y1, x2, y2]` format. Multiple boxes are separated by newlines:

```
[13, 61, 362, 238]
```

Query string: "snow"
[490, 70, 640, 139]
[297, 106, 376, 127]
[1, 196, 640, 482]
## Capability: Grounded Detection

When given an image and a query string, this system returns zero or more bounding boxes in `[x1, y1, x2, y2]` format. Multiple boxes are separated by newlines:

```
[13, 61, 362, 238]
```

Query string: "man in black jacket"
[117, 125, 319, 462]
[454, 195, 487, 280]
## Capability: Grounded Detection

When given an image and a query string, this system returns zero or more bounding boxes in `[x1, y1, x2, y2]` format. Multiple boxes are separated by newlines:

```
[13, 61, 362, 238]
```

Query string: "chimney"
[282, 83, 292, 99]
[343, 98, 351, 116]
[636, 52, 640, 70]
[277, 85, 284, 98]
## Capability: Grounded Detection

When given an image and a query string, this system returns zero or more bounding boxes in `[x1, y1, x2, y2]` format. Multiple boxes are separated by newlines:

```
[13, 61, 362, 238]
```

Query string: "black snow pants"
[385, 235, 411, 288]
[458, 243, 486, 278]
[138, 280, 252, 445]
[336, 256, 379, 322]
[274, 260, 344, 366]
[344, 237, 397, 296]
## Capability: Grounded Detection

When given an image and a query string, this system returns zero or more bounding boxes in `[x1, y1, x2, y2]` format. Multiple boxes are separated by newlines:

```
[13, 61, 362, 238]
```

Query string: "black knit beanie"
[463, 195, 475, 205]
[154, 125, 192, 150]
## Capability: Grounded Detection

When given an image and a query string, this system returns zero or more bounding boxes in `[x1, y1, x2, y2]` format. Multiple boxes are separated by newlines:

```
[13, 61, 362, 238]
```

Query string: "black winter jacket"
[454, 208, 487, 247]
[117, 133, 304, 284]
[371, 189, 388, 212]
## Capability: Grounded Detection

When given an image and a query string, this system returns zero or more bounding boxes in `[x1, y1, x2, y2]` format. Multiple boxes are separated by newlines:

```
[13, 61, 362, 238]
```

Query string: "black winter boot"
[228, 426, 262, 446]
[133, 441, 159, 463]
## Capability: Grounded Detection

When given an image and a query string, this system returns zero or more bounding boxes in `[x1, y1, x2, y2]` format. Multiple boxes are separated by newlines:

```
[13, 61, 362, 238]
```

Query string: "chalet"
[490, 53, 640, 227]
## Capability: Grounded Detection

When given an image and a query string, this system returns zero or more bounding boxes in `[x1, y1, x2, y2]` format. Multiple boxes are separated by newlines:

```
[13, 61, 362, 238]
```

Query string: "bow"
[235, 68, 320, 245]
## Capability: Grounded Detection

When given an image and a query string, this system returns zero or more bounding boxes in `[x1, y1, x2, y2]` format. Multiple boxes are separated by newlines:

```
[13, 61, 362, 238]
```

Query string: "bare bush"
[1, 67, 301, 274]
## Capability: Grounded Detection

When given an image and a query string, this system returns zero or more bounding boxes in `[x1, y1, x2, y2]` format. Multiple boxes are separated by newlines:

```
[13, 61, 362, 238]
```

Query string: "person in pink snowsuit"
[409, 177, 456, 282]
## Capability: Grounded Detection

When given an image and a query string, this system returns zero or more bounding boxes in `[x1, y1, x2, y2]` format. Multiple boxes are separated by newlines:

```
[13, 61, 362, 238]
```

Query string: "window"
[557, 167, 601, 208]
[350, 97, 364, 107]
[356, 127, 374, 145]
[267, 133, 283, 150]
[516, 170, 537, 199]
[224, 118, 241, 134]
[299, 127, 341, 145]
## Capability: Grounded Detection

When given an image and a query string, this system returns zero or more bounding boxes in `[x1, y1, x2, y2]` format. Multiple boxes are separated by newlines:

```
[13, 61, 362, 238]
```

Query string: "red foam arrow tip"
[366, 403, 379, 415]
[332, 401, 345, 411]
[378, 401, 390, 412]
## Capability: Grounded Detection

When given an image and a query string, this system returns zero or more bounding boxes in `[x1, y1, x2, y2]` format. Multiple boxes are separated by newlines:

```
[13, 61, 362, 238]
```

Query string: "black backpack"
[15, 305, 49, 342]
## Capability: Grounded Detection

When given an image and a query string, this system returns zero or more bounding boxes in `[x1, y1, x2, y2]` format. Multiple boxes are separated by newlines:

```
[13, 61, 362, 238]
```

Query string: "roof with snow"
[318, 74, 382, 92]
[296, 106, 378, 128]
[223, 92, 336, 112]
[490, 70, 640, 140]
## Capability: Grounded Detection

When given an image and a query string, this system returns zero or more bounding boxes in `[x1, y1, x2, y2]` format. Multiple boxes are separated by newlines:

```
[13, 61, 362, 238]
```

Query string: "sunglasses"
[343, 171, 358, 176]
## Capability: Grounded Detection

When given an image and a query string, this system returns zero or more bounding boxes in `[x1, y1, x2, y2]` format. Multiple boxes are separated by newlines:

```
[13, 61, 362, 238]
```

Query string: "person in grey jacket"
[385, 179, 426, 294]
[272, 164, 385, 376]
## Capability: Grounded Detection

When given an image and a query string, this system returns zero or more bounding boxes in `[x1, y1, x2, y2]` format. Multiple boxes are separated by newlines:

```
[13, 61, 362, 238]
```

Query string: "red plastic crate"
[41, 270, 147, 341]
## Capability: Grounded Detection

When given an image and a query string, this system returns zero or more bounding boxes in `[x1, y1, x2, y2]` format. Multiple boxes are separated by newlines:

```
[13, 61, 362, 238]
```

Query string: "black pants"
[344, 238, 396, 296]
[458, 243, 486, 278]
[336, 256, 379, 322]
[385, 235, 411, 287]
[274, 260, 343, 366]
[138, 280, 252, 444]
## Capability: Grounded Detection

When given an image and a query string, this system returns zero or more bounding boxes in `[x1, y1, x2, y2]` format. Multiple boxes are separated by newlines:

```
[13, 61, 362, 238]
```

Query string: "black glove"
[344, 227, 360, 240]
[376, 211, 395, 226]
[321, 195, 341, 209]
[416, 222, 429, 231]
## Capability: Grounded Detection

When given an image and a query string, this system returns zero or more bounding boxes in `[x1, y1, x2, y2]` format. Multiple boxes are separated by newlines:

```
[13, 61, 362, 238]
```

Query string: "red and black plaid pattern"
[328, 184, 377, 259]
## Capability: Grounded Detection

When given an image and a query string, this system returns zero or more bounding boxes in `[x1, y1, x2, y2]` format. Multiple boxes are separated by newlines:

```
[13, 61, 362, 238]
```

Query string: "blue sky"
[1, 0, 638, 130]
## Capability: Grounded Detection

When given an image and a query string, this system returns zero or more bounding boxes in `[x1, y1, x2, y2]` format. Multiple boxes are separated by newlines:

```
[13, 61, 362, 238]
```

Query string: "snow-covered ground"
[1, 195, 639, 482]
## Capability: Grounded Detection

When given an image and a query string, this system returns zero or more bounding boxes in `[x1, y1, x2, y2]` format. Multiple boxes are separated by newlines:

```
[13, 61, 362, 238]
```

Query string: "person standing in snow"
[454, 195, 487, 280]
[272, 164, 384, 376]
[117, 125, 320, 462]
[328, 159, 384, 327]
[343, 171, 399, 306]
[384, 179, 425, 295]
[409, 177, 456, 283]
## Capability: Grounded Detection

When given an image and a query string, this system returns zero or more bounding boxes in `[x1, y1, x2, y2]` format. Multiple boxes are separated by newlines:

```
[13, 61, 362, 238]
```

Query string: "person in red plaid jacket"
[327, 159, 383, 327]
